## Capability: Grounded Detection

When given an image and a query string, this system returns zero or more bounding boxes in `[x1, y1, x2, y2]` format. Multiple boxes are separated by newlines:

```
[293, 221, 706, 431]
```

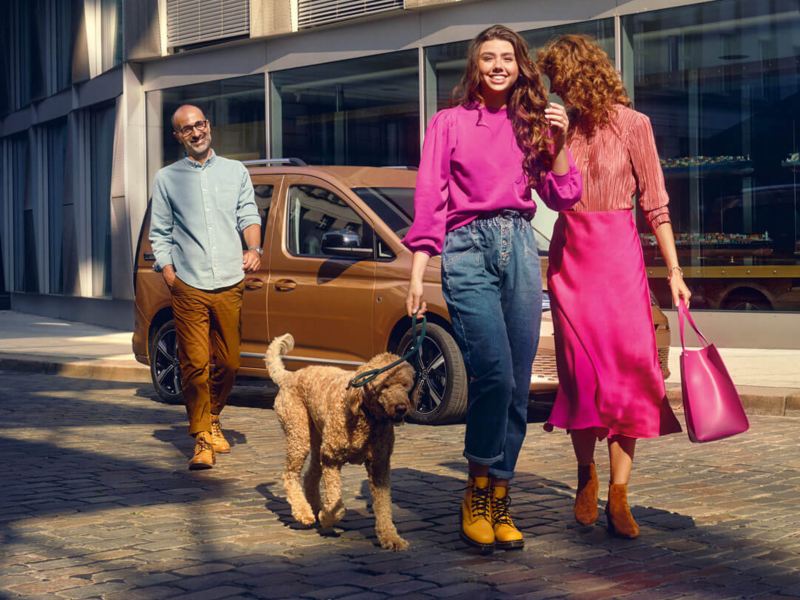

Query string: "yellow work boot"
[460, 476, 494, 554]
[210, 414, 231, 454]
[492, 485, 524, 550]
[189, 431, 216, 470]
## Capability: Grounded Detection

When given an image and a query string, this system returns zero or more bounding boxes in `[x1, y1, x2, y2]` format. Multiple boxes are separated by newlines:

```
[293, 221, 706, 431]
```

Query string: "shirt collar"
[184, 149, 216, 169]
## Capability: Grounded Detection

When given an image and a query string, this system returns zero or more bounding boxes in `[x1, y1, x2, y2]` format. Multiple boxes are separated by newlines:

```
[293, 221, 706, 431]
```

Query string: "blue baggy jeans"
[441, 211, 542, 480]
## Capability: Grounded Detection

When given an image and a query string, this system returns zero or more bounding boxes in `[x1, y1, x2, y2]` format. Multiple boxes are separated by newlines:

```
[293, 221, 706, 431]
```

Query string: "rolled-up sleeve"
[149, 173, 174, 270]
[535, 149, 582, 211]
[235, 165, 260, 231]
[402, 111, 453, 256]
[629, 113, 671, 231]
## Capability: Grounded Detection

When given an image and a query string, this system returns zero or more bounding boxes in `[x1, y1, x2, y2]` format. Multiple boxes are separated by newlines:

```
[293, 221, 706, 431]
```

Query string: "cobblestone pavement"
[2, 370, 800, 600]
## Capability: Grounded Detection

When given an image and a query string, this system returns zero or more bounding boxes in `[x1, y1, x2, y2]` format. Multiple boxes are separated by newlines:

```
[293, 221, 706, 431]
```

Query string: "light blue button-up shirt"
[149, 151, 260, 291]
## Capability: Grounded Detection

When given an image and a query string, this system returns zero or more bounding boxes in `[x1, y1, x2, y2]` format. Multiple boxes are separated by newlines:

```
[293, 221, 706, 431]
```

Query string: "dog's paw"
[378, 534, 410, 552]
[318, 504, 346, 528]
[292, 507, 316, 527]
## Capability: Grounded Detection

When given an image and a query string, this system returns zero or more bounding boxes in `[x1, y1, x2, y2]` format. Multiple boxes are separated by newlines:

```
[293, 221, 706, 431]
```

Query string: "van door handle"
[274, 279, 296, 292]
[244, 278, 264, 290]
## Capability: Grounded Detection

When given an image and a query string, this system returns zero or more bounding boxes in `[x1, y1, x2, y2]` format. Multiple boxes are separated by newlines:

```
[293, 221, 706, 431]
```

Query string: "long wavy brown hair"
[452, 25, 553, 187]
[537, 34, 631, 138]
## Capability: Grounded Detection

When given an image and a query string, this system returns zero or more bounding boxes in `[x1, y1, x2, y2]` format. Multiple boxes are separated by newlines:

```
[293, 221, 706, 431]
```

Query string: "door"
[267, 175, 376, 366]
[239, 175, 283, 371]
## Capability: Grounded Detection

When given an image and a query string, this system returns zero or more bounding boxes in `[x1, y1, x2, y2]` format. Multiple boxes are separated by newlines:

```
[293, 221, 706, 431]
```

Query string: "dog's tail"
[265, 333, 294, 387]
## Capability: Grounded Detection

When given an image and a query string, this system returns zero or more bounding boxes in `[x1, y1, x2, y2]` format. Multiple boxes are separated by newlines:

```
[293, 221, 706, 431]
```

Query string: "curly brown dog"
[266, 334, 418, 551]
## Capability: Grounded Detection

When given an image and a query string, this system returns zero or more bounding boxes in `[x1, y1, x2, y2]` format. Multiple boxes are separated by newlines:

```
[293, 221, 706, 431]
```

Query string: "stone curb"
[0, 353, 151, 383]
[666, 384, 800, 418]
[1, 353, 797, 418]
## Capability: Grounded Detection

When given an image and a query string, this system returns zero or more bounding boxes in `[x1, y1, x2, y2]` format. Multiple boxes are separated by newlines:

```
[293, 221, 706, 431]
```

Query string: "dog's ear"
[346, 386, 365, 416]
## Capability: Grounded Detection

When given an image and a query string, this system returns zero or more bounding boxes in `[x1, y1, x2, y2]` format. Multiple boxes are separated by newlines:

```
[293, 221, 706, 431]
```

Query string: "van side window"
[254, 184, 274, 245]
[286, 184, 374, 258]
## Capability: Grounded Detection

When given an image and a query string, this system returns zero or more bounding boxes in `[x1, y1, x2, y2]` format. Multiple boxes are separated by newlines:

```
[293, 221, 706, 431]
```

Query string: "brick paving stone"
[2, 370, 800, 600]
[169, 585, 250, 600]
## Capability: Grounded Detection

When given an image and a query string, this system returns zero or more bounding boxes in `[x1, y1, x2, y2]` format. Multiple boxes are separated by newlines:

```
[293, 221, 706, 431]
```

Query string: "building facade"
[1, 0, 798, 347]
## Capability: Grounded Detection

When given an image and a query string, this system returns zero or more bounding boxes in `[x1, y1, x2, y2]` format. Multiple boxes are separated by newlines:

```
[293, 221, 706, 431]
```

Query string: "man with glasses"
[150, 104, 262, 469]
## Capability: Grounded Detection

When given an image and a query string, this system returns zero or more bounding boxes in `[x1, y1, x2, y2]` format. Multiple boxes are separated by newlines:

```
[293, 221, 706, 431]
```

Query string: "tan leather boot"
[605, 483, 640, 538]
[491, 486, 524, 550]
[574, 463, 599, 525]
[460, 476, 494, 554]
[189, 431, 216, 470]
[210, 414, 231, 453]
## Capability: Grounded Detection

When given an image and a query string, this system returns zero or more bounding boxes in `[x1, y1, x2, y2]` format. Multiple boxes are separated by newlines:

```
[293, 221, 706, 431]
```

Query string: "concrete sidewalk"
[1, 309, 798, 415]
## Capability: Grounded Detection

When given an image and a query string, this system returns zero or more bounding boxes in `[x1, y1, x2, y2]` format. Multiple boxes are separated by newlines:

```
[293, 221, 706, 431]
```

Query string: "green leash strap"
[347, 314, 427, 389]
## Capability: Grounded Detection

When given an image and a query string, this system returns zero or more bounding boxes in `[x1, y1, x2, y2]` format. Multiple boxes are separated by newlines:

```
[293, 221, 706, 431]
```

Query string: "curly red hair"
[537, 34, 631, 138]
[453, 25, 553, 187]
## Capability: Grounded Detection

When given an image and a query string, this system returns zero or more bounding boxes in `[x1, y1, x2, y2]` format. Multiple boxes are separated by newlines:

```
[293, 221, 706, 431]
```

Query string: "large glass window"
[101, 0, 122, 72]
[90, 103, 116, 297]
[425, 19, 615, 116]
[149, 75, 266, 173]
[625, 0, 800, 312]
[11, 135, 38, 293]
[46, 119, 68, 294]
[271, 51, 420, 166]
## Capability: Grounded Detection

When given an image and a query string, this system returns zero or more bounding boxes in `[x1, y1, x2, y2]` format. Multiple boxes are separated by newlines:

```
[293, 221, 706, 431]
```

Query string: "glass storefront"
[148, 74, 266, 173]
[270, 51, 420, 166]
[625, 0, 800, 311]
[46, 119, 67, 294]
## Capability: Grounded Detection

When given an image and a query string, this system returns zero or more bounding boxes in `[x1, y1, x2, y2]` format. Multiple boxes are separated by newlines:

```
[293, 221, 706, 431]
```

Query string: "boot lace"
[195, 435, 212, 454]
[469, 484, 492, 521]
[492, 494, 514, 526]
[211, 420, 223, 438]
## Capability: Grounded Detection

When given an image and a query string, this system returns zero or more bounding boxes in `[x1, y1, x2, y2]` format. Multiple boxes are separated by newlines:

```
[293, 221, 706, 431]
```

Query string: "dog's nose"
[394, 404, 408, 416]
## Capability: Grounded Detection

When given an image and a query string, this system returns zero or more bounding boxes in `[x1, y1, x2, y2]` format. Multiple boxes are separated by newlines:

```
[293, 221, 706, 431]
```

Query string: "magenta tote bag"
[678, 300, 749, 443]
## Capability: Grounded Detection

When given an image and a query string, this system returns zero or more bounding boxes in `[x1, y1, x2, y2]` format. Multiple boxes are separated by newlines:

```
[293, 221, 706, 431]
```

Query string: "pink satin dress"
[545, 105, 682, 440]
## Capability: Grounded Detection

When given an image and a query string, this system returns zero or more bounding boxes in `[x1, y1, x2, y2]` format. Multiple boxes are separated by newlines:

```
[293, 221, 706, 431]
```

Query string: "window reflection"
[150, 75, 266, 170]
[626, 0, 800, 311]
[271, 51, 420, 166]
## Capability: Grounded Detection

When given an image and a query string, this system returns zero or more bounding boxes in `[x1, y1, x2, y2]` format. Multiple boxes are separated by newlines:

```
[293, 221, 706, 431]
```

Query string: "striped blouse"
[566, 104, 671, 230]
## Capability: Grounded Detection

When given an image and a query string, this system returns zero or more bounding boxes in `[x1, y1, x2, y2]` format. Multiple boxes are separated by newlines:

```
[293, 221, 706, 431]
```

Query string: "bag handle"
[678, 299, 709, 350]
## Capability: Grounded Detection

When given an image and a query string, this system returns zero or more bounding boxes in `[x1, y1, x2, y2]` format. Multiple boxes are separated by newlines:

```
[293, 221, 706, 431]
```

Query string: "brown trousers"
[171, 277, 244, 435]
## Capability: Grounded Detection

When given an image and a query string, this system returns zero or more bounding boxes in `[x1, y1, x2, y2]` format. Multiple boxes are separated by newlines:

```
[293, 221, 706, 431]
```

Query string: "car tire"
[396, 322, 468, 425]
[150, 319, 183, 404]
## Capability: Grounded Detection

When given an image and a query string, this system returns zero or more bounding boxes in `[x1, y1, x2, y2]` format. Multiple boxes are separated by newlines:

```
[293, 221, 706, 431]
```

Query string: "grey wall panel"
[125, 0, 163, 60]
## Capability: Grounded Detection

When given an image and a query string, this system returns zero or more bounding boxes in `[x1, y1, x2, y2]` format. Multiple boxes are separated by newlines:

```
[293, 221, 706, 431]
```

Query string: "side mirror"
[321, 229, 372, 259]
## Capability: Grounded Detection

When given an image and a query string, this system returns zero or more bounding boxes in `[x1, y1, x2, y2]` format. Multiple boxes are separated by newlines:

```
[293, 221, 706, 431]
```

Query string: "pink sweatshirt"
[403, 105, 583, 256]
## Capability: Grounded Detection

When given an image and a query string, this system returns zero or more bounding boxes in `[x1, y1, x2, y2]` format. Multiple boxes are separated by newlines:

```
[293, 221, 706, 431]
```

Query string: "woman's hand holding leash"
[406, 251, 431, 317]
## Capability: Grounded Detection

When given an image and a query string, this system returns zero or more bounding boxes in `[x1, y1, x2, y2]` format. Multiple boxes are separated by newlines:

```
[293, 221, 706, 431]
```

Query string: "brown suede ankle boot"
[574, 463, 599, 525]
[605, 483, 640, 538]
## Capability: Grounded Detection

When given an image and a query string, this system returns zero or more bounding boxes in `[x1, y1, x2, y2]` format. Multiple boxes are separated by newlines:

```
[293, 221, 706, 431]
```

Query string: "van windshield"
[352, 187, 415, 238]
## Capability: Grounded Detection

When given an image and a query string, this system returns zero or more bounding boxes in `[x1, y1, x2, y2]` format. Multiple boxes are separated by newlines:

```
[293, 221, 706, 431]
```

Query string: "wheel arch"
[720, 284, 774, 309]
[147, 307, 174, 362]
[386, 310, 453, 353]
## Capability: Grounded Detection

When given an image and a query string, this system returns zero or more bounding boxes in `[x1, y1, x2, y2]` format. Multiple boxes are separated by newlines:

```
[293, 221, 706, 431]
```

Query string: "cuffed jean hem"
[463, 449, 504, 466]
[488, 467, 515, 480]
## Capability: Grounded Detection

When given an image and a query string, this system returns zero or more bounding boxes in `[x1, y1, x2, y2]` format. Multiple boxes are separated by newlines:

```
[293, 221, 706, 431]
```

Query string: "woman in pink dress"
[537, 35, 692, 538]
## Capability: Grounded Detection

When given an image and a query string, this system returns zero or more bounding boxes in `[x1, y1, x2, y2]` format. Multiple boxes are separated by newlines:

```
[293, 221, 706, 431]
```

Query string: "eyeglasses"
[175, 119, 209, 137]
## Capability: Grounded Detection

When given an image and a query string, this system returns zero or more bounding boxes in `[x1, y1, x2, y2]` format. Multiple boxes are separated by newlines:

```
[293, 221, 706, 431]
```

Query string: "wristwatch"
[247, 246, 264, 256]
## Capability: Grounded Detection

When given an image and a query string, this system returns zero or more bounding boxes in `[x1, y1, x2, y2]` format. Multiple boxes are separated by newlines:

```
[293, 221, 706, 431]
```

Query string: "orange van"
[133, 160, 671, 424]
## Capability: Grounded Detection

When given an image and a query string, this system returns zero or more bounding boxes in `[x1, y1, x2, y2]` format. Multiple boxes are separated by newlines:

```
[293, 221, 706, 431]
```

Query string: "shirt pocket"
[215, 183, 241, 214]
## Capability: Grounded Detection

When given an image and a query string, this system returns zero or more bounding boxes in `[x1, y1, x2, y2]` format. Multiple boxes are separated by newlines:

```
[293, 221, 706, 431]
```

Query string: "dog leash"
[347, 314, 427, 389]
